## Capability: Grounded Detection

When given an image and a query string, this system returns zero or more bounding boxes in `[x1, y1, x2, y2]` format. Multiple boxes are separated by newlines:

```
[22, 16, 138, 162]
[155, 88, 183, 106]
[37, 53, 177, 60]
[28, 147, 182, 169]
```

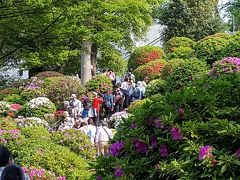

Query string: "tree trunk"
[81, 41, 92, 85]
[91, 43, 97, 76]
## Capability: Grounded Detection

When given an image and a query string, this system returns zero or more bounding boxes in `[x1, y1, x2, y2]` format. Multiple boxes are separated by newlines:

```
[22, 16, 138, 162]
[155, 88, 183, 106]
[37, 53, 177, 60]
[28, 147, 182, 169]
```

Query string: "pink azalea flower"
[198, 145, 213, 160]
[170, 127, 183, 141]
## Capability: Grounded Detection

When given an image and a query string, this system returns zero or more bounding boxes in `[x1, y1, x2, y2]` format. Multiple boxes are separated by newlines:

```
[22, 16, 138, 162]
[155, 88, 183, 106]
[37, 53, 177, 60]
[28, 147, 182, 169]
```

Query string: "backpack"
[132, 88, 140, 99]
[104, 95, 112, 108]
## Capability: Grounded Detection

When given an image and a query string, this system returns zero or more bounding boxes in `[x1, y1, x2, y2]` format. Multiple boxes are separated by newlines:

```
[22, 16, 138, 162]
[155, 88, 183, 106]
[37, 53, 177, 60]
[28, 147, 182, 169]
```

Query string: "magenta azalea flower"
[198, 145, 213, 160]
[134, 139, 148, 154]
[170, 127, 183, 141]
[178, 108, 185, 117]
[159, 145, 168, 157]
[145, 118, 154, 127]
[236, 148, 240, 159]
[154, 119, 163, 128]
[96, 176, 102, 180]
[130, 123, 137, 129]
[150, 135, 158, 149]
[109, 141, 124, 157]
[114, 168, 124, 178]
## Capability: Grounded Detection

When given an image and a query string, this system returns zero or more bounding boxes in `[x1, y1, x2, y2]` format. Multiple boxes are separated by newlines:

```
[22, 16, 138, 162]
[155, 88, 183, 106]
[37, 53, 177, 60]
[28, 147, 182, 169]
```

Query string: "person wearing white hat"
[69, 94, 82, 121]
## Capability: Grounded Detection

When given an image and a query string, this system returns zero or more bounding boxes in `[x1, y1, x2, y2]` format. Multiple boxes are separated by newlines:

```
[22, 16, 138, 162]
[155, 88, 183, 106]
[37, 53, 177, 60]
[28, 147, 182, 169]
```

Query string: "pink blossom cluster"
[0, 129, 21, 144]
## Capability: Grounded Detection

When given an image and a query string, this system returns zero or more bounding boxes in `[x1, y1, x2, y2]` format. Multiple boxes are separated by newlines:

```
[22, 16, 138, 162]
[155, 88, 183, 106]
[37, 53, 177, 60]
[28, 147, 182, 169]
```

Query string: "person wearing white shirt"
[69, 94, 82, 121]
[87, 118, 97, 144]
[95, 122, 113, 156]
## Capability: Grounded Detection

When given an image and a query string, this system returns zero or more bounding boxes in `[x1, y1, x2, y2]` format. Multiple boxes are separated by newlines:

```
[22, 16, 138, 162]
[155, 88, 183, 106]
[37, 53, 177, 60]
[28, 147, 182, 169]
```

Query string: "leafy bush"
[16, 117, 49, 128]
[44, 76, 85, 108]
[166, 46, 195, 60]
[0, 101, 10, 117]
[133, 59, 167, 81]
[85, 75, 112, 92]
[4, 94, 23, 104]
[224, 31, 240, 58]
[145, 79, 166, 97]
[20, 89, 45, 104]
[128, 46, 165, 70]
[35, 71, 64, 79]
[0, 117, 18, 130]
[6, 126, 91, 179]
[128, 98, 151, 114]
[0, 88, 21, 100]
[93, 73, 240, 179]
[195, 33, 231, 64]
[51, 129, 96, 160]
[26, 97, 56, 118]
[208, 57, 240, 77]
[161, 58, 209, 91]
[164, 37, 195, 54]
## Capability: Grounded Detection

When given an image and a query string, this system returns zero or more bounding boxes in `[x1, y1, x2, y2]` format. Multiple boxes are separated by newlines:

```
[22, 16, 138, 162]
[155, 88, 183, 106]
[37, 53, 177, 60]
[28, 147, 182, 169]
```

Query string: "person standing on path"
[69, 94, 82, 122]
[95, 121, 113, 156]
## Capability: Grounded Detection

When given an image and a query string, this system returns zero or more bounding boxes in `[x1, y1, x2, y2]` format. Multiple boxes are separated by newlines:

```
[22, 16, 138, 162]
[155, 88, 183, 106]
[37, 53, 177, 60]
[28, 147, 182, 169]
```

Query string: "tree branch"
[0, 13, 63, 60]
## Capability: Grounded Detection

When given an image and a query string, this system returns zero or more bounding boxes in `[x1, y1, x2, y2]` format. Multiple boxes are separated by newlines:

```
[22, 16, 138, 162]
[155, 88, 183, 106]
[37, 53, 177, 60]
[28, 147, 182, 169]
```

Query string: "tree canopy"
[0, 0, 162, 82]
[155, 0, 224, 42]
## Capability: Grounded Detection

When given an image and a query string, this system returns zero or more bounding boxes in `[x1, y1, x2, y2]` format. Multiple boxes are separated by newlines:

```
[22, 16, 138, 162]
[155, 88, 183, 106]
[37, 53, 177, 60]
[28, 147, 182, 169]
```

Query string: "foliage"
[44, 76, 85, 109]
[133, 59, 167, 81]
[156, 0, 224, 42]
[0, 88, 21, 100]
[0, 0, 162, 73]
[85, 75, 112, 93]
[98, 48, 128, 76]
[164, 37, 195, 54]
[128, 98, 151, 114]
[0, 101, 10, 117]
[4, 94, 22, 104]
[195, 33, 231, 64]
[93, 73, 240, 179]
[20, 89, 45, 104]
[167, 46, 195, 60]
[227, 0, 240, 31]
[161, 58, 209, 91]
[224, 31, 240, 58]
[128, 46, 165, 70]
[5, 126, 91, 179]
[26, 97, 56, 118]
[51, 129, 96, 160]
[0, 117, 18, 131]
[35, 71, 64, 79]
[208, 57, 240, 77]
[145, 79, 166, 97]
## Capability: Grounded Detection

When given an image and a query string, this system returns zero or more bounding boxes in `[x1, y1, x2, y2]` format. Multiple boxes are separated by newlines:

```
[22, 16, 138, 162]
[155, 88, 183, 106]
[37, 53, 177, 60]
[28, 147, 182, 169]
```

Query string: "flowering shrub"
[20, 89, 45, 104]
[4, 94, 23, 104]
[224, 31, 240, 58]
[195, 33, 231, 64]
[127, 98, 150, 114]
[51, 129, 96, 160]
[128, 46, 165, 70]
[209, 57, 240, 77]
[0, 101, 10, 116]
[35, 71, 64, 79]
[16, 117, 49, 128]
[44, 76, 85, 108]
[161, 58, 209, 91]
[6, 126, 92, 179]
[93, 73, 240, 179]
[133, 59, 167, 80]
[26, 97, 56, 118]
[144, 79, 166, 97]
[164, 37, 195, 54]
[0, 88, 20, 100]
[85, 75, 112, 92]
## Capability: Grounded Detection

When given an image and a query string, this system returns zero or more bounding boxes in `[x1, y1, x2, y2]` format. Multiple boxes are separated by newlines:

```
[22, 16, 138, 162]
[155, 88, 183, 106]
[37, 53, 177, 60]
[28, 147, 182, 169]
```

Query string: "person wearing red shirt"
[92, 92, 103, 125]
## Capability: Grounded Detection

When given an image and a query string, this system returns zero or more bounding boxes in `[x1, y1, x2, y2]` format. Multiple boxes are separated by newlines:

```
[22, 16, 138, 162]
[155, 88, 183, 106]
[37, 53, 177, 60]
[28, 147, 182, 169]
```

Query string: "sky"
[135, 0, 231, 48]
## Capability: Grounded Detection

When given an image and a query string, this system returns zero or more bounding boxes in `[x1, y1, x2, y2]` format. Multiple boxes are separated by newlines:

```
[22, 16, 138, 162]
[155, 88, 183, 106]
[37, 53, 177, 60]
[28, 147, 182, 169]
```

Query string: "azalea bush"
[93, 72, 240, 179]
[128, 46, 165, 70]
[35, 71, 64, 79]
[51, 129, 96, 160]
[26, 97, 56, 118]
[0, 88, 20, 100]
[208, 57, 240, 77]
[144, 79, 166, 97]
[1, 125, 92, 179]
[44, 76, 85, 108]
[166, 46, 195, 60]
[161, 58, 209, 91]
[224, 31, 240, 58]
[16, 117, 49, 128]
[163, 37, 195, 54]
[85, 75, 112, 93]
[133, 59, 167, 81]
[195, 33, 231, 64]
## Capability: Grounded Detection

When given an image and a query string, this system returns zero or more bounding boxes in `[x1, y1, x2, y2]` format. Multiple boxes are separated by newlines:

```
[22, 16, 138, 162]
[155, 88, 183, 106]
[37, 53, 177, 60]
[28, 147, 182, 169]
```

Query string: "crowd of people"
[59, 69, 148, 156]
